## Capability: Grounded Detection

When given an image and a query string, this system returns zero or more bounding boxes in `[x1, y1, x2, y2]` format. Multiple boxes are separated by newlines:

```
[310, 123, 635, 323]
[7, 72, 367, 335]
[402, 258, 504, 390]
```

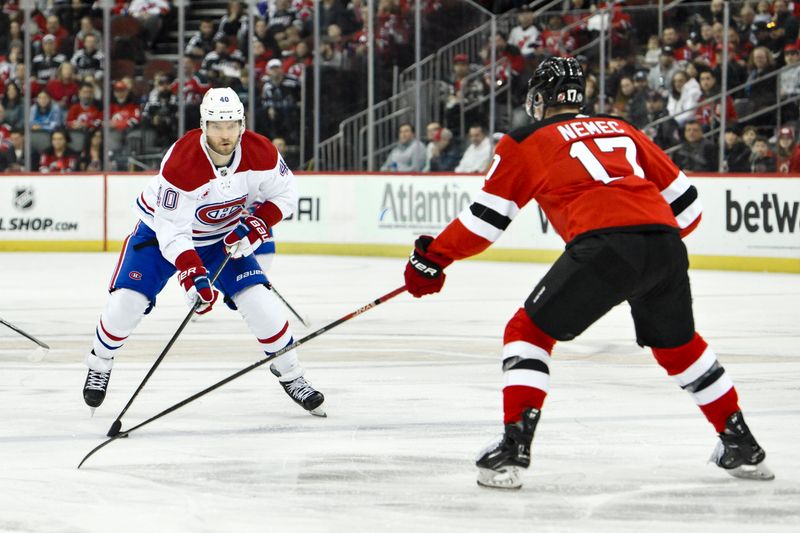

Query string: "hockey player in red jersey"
[403, 57, 773, 488]
[83, 87, 325, 417]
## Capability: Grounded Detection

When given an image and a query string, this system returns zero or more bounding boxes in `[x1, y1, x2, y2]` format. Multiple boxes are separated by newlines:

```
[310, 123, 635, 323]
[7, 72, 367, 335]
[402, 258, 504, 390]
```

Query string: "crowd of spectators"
[1, 1, 800, 173]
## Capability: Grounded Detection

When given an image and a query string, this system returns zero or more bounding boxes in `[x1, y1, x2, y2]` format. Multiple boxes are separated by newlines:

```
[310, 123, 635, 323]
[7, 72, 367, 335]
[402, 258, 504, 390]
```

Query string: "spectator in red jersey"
[538, 15, 575, 58]
[283, 40, 312, 78]
[35, 15, 71, 56]
[774, 126, 796, 172]
[47, 62, 80, 110]
[694, 68, 737, 132]
[108, 79, 141, 155]
[171, 56, 210, 106]
[74, 16, 102, 53]
[66, 83, 102, 131]
[0, 102, 11, 141]
[38, 129, 79, 173]
[80, 128, 104, 171]
[508, 6, 540, 54]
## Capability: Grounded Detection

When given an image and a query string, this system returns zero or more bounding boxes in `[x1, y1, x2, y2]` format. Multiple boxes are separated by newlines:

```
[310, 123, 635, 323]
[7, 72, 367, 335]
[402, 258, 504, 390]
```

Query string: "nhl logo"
[14, 186, 34, 210]
[220, 168, 228, 176]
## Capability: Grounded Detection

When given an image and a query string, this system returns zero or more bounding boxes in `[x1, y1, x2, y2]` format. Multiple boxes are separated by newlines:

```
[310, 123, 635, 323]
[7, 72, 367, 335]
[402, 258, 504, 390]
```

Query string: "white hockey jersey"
[135, 128, 297, 265]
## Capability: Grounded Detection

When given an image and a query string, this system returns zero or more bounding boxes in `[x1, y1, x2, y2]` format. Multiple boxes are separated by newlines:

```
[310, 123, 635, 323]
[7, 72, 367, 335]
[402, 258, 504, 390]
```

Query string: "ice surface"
[1, 252, 798, 532]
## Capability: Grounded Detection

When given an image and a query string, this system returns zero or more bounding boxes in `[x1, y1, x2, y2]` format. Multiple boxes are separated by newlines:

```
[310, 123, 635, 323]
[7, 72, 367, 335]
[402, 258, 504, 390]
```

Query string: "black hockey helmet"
[525, 56, 585, 120]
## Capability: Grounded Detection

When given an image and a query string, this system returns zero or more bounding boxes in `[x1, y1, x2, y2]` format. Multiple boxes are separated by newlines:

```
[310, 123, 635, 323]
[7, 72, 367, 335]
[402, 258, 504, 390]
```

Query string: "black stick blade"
[77, 431, 128, 469]
[107, 419, 122, 437]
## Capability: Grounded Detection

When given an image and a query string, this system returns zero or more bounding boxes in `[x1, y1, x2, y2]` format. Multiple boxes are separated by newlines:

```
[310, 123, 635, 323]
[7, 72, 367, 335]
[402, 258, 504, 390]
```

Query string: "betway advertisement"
[0, 174, 103, 241]
[686, 178, 799, 258]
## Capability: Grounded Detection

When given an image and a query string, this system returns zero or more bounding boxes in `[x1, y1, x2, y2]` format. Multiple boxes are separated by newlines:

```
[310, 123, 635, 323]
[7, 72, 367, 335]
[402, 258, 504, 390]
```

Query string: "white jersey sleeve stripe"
[675, 197, 703, 229]
[474, 190, 521, 219]
[660, 171, 691, 203]
[458, 208, 504, 243]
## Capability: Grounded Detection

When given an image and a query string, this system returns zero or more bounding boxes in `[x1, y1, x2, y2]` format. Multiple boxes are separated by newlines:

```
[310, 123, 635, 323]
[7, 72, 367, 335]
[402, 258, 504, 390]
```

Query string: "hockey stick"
[0, 316, 50, 350]
[79, 285, 406, 468]
[105, 253, 233, 437]
[270, 284, 309, 327]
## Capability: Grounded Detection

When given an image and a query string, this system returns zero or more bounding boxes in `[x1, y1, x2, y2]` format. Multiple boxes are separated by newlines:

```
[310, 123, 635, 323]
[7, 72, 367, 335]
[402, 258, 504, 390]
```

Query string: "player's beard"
[207, 136, 237, 157]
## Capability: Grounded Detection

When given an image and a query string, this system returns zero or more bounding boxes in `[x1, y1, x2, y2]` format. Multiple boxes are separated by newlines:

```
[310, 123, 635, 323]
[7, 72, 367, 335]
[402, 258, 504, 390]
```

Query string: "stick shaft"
[111, 253, 232, 424]
[0, 317, 50, 349]
[78, 285, 406, 468]
[270, 284, 308, 326]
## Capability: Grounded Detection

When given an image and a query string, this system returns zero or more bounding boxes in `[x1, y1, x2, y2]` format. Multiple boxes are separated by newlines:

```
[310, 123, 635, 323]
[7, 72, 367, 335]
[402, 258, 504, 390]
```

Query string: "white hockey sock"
[233, 284, 302, 381]
[89, 288, 150, 370]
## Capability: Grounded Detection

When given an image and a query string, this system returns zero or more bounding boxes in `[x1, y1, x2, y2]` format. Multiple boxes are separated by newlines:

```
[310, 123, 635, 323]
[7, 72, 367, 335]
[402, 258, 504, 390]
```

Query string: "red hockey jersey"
[430, 113, 702, 261]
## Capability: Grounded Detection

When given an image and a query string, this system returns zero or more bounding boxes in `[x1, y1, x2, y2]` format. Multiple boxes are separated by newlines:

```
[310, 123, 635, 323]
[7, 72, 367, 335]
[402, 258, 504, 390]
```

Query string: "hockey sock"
[233, 284, 302, 381]
[502, 308, 556, 424]
[90, 289, 150, 367]
[652, 332, 740, 433]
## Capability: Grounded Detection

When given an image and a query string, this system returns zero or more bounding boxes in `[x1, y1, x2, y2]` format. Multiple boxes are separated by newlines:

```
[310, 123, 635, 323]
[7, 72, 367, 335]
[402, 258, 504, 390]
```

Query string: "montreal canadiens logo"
[196, 195, 247, 225]
[129, 271, 142, 280]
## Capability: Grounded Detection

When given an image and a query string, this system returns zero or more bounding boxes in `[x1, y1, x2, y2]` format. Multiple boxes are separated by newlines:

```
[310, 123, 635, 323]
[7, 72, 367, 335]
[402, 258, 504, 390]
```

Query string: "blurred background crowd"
[1, 0, 799, 174]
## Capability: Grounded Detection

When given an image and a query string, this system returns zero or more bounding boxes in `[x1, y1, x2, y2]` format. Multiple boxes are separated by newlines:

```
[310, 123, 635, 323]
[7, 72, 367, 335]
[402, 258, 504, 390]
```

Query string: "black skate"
[83, 368, 111, 411]
[476, 408, 540, 489]
[270, 366, 326, 417]
[710, 411, 774, 480]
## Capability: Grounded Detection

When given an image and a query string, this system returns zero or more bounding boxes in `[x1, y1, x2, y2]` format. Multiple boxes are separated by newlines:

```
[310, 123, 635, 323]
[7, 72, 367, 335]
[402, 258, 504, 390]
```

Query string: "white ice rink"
[1, 252, 798, 532]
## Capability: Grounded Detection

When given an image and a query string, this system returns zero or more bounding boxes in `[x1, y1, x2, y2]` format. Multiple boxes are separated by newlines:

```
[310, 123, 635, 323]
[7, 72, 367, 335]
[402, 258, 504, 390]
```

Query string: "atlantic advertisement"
[1, 173, 797, 271]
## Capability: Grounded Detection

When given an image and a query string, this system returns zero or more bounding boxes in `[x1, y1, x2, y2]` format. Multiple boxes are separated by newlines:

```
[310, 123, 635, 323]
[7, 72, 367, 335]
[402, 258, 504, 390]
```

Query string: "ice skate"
[83, 368, 111, 412]
[270, 365, 326, 417]
[476, 408, 540, 489]
[710, 411, 774, 480]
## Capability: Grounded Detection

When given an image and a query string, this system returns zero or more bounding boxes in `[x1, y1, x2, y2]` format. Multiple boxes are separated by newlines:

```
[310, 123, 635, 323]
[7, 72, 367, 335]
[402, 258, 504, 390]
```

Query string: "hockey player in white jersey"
[83, 87, 325, 416]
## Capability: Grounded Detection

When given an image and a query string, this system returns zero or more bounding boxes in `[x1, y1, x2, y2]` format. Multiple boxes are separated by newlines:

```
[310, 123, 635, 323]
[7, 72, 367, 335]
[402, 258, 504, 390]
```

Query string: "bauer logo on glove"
[223, 215, 271, 258]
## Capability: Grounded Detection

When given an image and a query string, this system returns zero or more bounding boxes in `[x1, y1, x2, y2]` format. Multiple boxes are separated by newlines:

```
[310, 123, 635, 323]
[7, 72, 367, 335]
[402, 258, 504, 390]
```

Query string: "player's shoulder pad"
[237, 130, 280, 172]
[161, 129, 214, 191]
[506, 112, 582, 143]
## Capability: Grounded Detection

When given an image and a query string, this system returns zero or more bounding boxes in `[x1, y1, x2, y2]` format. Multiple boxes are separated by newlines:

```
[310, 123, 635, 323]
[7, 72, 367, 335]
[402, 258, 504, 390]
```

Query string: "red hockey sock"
[652, 332, 740, 433]
[502, 309, 556, 424]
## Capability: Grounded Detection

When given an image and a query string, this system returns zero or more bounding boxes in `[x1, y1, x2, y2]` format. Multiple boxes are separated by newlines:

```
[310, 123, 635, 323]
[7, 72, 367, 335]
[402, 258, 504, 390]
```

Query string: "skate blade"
[476, 467, 523, 489]
[308, 406, 327, 417]
[725, 462, 775, 481]
[88, 407, 96, 418]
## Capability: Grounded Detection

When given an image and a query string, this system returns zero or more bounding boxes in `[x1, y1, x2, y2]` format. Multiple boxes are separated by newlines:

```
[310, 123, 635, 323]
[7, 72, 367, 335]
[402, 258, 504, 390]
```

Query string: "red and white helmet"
[200, 87, 245, 135]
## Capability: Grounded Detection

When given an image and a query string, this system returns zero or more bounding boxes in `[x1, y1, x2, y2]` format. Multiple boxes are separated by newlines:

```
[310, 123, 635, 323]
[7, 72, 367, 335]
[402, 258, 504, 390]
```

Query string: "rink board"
[0, 173, 798, 272]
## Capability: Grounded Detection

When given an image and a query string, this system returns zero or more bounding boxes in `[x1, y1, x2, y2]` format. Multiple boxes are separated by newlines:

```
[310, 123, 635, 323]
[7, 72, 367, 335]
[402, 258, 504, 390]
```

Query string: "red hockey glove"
[175, 250, 219, 315]
[404, 235, 454, 298]
[223, 215, 271, 259]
